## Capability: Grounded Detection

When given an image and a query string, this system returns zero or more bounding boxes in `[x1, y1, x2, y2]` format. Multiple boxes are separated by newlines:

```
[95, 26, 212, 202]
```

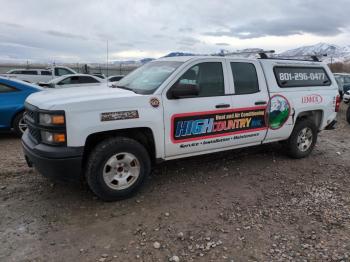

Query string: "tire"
[12, 111, 27, 137]
[85, 137, 151, 201]
[286, 119, 318, 159]
[346, 106, 350, 124]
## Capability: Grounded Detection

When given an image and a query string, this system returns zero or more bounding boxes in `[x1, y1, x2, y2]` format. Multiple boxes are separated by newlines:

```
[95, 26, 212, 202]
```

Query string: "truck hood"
[26, 85, 139, 110]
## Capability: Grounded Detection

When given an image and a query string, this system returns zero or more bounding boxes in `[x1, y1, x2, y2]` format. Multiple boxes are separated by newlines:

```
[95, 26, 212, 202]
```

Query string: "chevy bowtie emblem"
[150, 98, 160, 108]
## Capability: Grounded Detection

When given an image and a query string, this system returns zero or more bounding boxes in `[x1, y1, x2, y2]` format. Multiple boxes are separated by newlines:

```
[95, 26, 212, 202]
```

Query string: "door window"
[59, 76, 79, 85]
[175, 62, 225, 97]
[230, 63, 259, 94]
[78, 76, 100, 84]
[55, 68, 73, 76]
[41, 70, 51, 75]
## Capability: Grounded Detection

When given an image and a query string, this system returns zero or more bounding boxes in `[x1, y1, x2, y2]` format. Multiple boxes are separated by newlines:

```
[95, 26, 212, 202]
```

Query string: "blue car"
[0, 77, 42, 136]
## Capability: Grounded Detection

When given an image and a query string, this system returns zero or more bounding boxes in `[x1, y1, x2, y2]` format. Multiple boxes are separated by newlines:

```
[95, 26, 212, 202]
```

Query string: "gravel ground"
[1, 105, 350, 262]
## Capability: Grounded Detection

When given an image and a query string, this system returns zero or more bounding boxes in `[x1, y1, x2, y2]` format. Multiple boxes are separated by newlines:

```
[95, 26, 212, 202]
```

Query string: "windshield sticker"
[171, 107, 266, 143]
[267, 95, 290, 130]
[101, 110, 139, 122]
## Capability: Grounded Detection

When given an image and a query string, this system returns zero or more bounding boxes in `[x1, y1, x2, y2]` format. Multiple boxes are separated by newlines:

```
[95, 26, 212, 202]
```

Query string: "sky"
[0, 0, 350, 63]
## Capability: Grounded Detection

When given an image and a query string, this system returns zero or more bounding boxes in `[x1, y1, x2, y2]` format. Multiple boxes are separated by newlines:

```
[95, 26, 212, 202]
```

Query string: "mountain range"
[279, 43, 350, 63]
[157, 43, 350, 64]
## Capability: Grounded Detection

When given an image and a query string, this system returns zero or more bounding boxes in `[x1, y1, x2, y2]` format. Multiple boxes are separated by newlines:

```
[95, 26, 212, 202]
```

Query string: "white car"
[23, 55, 339, 201]
[1, 66, 77, 84]
[39, 74, 105, 89]
[343, 91, 350, 103]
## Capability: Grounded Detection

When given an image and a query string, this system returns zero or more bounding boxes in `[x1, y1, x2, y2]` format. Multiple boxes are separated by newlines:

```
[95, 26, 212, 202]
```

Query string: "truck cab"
[22, 56, 339, 201]
[2, 66, 77, 84]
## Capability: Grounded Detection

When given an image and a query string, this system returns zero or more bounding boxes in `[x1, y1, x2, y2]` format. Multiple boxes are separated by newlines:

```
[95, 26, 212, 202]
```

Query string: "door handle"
[255, 101, 267, 105]
[215, 103, 230, 109]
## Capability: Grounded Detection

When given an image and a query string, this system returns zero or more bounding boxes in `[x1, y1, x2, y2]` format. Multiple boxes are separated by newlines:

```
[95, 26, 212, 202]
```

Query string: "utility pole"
[106, 40, 109, 78]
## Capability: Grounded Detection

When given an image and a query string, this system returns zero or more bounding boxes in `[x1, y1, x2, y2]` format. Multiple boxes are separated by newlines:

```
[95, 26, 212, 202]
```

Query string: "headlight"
[41, 131, 66, 145]
[39, 113, 65, 125]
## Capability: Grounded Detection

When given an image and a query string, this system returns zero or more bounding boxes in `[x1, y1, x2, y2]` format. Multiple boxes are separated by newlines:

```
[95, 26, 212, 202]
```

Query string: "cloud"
[44, 30, 87, 40]
[216, 43, 230, 46]
[177, 37, 201, 46]
[205, 16, 346, 39]
[0, 0, 349, 62]
[178, 27, 193, 33]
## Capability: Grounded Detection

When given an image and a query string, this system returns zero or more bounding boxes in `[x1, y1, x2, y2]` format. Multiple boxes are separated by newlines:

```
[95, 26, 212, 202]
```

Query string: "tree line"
[329, 62, 350, 73]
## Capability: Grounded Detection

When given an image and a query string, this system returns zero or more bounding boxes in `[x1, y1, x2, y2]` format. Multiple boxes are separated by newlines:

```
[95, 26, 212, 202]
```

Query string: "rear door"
[225, 59, 270, 145]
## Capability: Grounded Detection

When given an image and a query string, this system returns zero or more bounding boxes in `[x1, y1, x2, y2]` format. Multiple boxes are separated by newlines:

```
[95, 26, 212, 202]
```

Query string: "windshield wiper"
[111, 85, 136, 93]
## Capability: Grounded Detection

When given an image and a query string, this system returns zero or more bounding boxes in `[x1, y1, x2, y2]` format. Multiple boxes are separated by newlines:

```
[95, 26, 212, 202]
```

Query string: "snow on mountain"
[279, 43, 350, 63]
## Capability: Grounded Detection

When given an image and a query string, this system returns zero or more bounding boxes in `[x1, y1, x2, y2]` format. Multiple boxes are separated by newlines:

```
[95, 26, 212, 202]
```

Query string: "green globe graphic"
[269, 96, 290, 129]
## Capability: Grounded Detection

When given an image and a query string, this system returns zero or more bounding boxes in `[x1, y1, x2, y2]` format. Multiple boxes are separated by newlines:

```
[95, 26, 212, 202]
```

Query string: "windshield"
[117, 61, 183, 94]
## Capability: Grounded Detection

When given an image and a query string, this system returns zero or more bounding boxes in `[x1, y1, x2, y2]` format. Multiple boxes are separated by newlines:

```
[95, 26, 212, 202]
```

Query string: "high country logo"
[171, 107, 267, 143]
[302, 94, 323, 104]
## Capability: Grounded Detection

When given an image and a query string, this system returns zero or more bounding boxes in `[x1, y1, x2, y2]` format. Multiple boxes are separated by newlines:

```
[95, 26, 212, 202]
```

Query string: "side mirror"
[170, 82, 199, 99]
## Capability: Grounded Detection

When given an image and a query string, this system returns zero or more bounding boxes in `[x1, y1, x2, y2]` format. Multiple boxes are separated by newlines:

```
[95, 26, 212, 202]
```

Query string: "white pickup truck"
[22, 55, 340, 201]
[1, 66, 77, 83]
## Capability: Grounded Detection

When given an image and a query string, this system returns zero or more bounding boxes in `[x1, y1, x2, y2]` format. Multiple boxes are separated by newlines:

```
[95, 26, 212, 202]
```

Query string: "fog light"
[41, 131, 66, 144]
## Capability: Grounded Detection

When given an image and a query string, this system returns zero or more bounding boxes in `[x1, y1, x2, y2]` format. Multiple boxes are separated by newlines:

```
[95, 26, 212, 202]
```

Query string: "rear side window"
[274, 67, 331, 88]
[78, 76, 100, 84]
[230, 62, 259, 94]
[20, 70, 38, 75]
[41, 70, 51, 75]
[55, 68, 73, 76]
[0, 83, 17, 93]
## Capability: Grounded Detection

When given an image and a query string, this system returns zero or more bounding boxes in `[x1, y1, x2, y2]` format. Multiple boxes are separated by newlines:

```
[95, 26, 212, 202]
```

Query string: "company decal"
[101, 110, 139, 122]
[171, 107, 267, 143]
[302, 94, 323, 104]
[267, 95, 290, 130]
[150, 97, 160, 108]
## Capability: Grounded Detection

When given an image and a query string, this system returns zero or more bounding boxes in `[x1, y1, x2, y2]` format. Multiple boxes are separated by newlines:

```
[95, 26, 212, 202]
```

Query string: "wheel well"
[296, 110, 323, 129]
[11, 109, 24, 128]
[83, 127, 156, 165]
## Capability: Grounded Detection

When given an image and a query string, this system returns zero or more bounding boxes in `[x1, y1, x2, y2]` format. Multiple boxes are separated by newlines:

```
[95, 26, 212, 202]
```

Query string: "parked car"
[334, 73, 350, 98]
[107, 75, 124, 82]
[1, 66, 77, 84]
[23, 55, 339, 201]
[0, 77, 42, 136]
[39, 74, 105, 89]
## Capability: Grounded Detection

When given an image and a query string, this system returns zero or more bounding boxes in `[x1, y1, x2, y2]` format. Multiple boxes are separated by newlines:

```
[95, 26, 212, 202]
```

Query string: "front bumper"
[22, 131, 84, 182]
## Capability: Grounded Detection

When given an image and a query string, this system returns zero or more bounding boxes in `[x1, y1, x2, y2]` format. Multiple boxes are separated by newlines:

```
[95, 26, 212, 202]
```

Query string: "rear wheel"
[346, 106, 350, 124]
[13, 112, 27, 137]
[85, 137, 151, 201]
[286, 119, 318, 159]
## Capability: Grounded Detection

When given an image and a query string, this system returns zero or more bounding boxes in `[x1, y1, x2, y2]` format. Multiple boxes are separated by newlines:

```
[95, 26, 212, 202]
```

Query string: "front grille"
[28, 125, 41, 143]
[24, 103, 41, 144]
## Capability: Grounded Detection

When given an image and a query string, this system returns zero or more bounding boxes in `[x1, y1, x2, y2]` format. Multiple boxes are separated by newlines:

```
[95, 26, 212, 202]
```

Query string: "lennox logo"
[302, 94, 323, 104]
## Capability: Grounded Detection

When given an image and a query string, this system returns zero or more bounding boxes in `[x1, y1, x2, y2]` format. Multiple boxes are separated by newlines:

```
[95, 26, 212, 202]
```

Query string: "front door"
[163, 59, 233, 157]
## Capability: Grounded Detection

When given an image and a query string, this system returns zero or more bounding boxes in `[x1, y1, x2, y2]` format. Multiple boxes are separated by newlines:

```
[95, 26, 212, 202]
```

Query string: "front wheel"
[85, 137, 151, 201]
[13, 112, 27, 137]
[286, 119, 318, 159]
